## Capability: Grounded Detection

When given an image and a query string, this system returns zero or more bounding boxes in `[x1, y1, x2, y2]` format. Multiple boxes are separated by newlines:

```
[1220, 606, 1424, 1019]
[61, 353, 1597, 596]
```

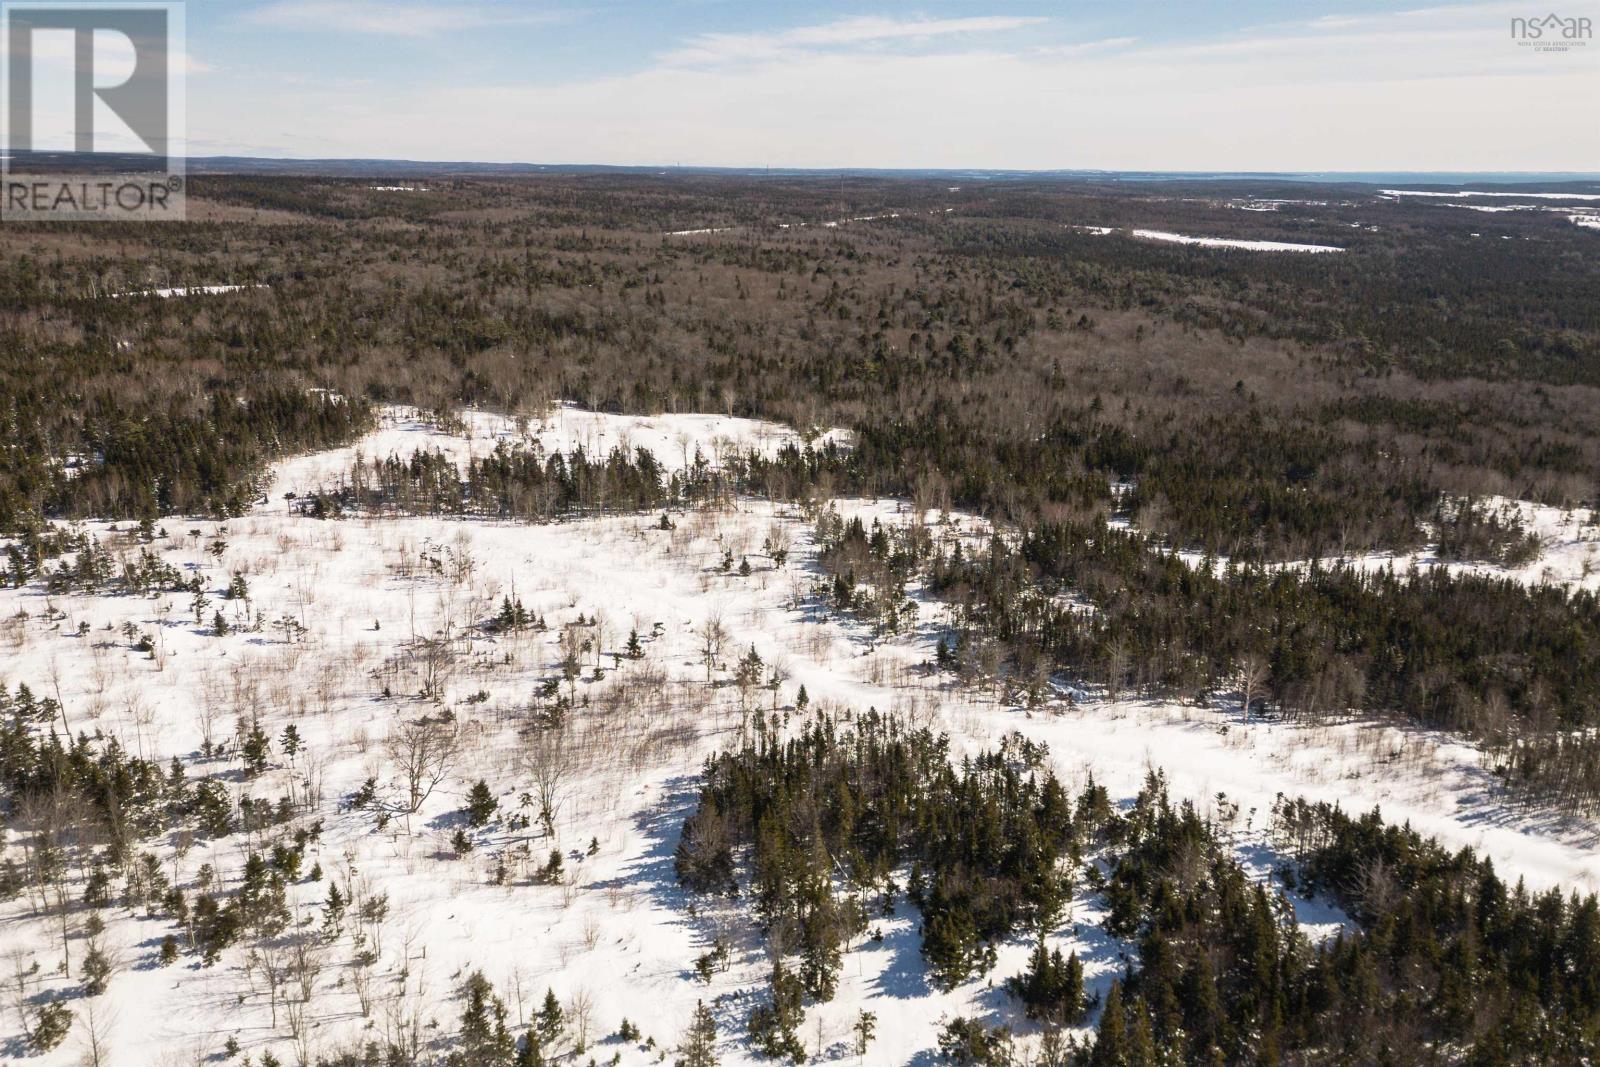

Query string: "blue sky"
[147, 0, 1600, 167]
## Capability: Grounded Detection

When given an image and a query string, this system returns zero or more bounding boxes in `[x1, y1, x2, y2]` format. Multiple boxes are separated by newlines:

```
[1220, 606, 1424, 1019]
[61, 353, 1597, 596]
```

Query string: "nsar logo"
[1510, 12, 1592, 50]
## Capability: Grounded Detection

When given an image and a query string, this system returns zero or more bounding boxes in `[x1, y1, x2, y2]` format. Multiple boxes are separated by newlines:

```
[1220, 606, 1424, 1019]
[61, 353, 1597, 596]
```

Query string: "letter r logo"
[4, 4, 170, 163]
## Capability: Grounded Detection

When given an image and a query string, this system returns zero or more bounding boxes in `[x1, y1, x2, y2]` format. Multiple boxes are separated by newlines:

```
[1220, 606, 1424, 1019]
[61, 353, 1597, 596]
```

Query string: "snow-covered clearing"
[1143, 496, 1600, 593]
[108, 284, 266, 299]
[1335, 498, 1599, 591]
[4, 410, 1597, 1065]
[669, 211, 935, 237]
[666, 209, 949, 236]
[1129, 229, 1345, 253]
[1379, 189, 1600, 201]
[1223, 199, 1330, 212]
[269, 404, 850, 504]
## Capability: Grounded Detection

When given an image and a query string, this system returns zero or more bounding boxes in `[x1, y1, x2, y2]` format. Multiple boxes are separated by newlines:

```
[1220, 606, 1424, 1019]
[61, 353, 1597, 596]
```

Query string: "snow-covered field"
[664, 207, 955, 237]
[1223, 198, 1331, 212]
[1072, 226, 1346, 252]
[1379, 189, 1600, 201]
[108, 285, 266, 299]
[1129, 229, 1345, 253]
[268, 404, 850, 506]
[4, 408, 1598, 1065]
[1336, 498, 1599, 591]
[1148, 496, 1600, 593]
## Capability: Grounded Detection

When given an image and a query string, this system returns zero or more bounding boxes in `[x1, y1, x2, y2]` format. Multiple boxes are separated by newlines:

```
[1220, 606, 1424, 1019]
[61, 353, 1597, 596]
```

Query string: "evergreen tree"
[81, 939, 112, 995]
[923, 905, 983, 991]
[453, 971, 515, 1067]
[536, 988, 565, 1049]
[1090, 981, 1128, 1067]
[279, 724, 302, 763]
[1007, 939, 1085, 1024]
[241, 722, 271, 776]
[514, 1028, 546, 1067]
[322, 882, 347, 937]
[466, 780, 498, 827]
[677, 1000, 718, 1067]
[852, 1011, 876, 1058]
[747, 959, 805, 1062]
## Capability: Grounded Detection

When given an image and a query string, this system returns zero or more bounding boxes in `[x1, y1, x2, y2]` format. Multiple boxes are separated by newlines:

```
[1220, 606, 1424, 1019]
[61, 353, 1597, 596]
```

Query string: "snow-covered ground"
[108, 284, 266, 299]
[666, 206, 954, 236]
[4, 409, 1597, 1065]
[1145, 495, 1599, 593]
[268, 404, 850, 506]
[1335, 497, 1599, 591]
[1223, 198, 1331, 212]
[1129, 229, 1345, 253]
[1379, 189, 1600, 201]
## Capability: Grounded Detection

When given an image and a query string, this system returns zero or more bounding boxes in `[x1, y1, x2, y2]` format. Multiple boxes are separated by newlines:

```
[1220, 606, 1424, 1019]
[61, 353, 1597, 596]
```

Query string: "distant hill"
[5, 149, 1598, 187]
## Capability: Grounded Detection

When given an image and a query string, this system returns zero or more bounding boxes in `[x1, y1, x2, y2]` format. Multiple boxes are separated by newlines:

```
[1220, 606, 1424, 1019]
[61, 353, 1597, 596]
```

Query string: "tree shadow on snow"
[588, 776, 767, 985]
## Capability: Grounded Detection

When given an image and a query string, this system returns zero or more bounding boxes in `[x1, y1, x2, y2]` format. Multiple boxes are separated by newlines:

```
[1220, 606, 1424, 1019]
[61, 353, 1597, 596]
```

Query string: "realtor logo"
[1511, 12, 1592, 50]
[1, 1, 185, 220]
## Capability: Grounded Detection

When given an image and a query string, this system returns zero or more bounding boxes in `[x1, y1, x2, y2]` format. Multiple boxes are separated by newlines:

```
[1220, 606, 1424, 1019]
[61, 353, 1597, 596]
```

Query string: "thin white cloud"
[1030, 36, 1140, 58]
[246, 0, 552, 37]
[663, 14, 1047, 65]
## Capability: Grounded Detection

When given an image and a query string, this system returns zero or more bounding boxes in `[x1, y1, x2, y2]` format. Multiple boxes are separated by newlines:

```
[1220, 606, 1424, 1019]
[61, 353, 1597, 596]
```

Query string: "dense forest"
[3, 175, 1599, 550]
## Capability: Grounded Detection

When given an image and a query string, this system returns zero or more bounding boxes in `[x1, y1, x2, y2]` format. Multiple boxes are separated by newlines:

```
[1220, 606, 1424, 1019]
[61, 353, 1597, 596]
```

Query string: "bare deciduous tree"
[697, 615, 727, 683]
[386, 717, 461, 819]
[415, 627, 457, 704]
[76, 998, 115, 1067]
[1239, 652, 1270, 724]
[525, 729, 575, 838]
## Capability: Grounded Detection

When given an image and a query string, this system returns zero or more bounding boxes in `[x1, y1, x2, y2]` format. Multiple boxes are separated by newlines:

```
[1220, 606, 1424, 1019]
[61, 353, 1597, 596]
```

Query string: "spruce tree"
[241, 722, 271, 776]
[923, 905, 981, 990]
[1091, 981, 1128, 1067]
[466, 780, 498, 827]
[748, 959, 805, 1062]
[454, 971, 515, 1066]
[536, 988, 565, 1049]
[677, 1000, 718, 1067]
[81, 940, 112, 995]
[852, 1011, 876, 1057]
[514, 1028, 545, 1067]
[322, 882, 347, 937]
